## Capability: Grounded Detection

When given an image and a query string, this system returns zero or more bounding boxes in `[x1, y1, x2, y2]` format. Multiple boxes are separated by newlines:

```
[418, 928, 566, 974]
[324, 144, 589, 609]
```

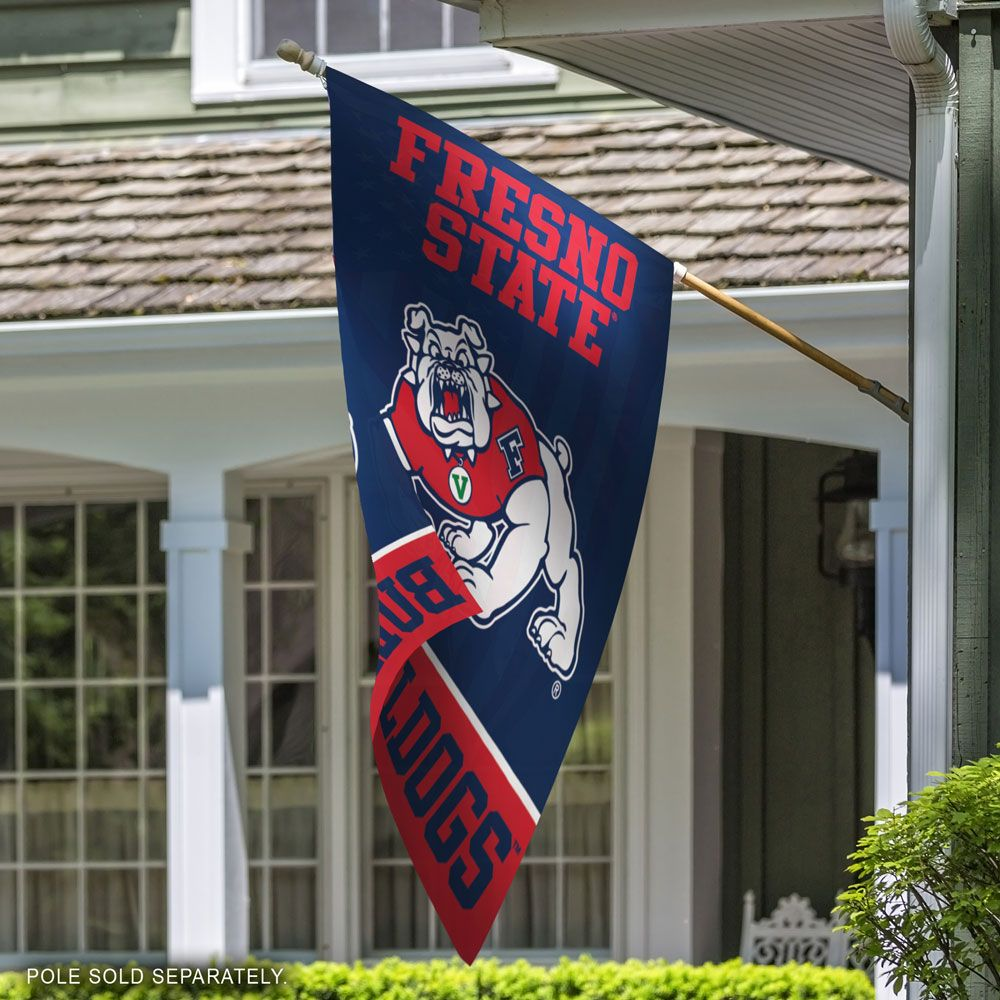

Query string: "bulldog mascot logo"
[382, 303, 585, 681]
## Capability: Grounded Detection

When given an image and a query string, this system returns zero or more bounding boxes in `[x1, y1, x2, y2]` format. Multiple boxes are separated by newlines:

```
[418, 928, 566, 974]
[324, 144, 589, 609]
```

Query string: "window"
[354, 498, 614, 955]
[190, 0, 557, 104]
[0, 496, 167, 956]
[253, 0, 481, 59]
[244, 489, 322, 955]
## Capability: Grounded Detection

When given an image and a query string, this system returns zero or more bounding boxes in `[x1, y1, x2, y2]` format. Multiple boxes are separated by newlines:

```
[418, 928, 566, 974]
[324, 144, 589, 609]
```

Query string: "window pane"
[24, 596, 75, 680]
[86, 686, 138, 770]
[247, 776, 264, 860]
[245, 498, 261, 583]
[247, 681, 263, 767]
[0, 506, 13, 589]
[563, 770, 611, 857]
[527, 775, 558, 857]
[147, 685, 165, 769]
[85, 777, 139, 861]
[85, 595, 138, 678]
[327, 0, 380, 54]
[271, 774, 316, 859]
[246, 591, 261, 677]
[0, 597, 13, 680]
[146, 501, 167, 585]
[147, 778, 166, 861]
[389, 0, 443, 51]
[86, 503, 137, 586]
[0, 782, 15, 861]
[260, 0, 317, 58]
[26, 687, 76, 770]
[0, 690, 13, 771]
[271, 682, 315, 766]
[86, 869, 139, 951]
[497, 864, 556, 948]
[373, 867, 429, 950]
[146, 593, 166, 678]
[25, 779, 77, 861]
[564, 681, 611, 765]
[270, 496, 315, 581]
[372, 775, 406, 859]
[26, 869, 78, 950]
[564, 862, 610, 948]
[451, 5, 480, 46]
[147, 866, 166, 951]
[25, 505, 75, 587]
[271, 589, 315, 675]
[0, 871, 15, 951]
[271, 866, 316, 950]
[249, 866, 265, 951]
[372, 865, 430, 950]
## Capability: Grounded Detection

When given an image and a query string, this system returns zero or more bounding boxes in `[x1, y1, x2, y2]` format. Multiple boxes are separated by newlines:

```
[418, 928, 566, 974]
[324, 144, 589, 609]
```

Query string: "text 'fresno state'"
[389, 116, 639, 367]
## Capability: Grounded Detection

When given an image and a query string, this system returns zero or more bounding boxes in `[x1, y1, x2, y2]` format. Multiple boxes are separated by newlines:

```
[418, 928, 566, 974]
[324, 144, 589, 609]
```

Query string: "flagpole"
[674, 263, 911, 423]
[278, 40, 911, 424]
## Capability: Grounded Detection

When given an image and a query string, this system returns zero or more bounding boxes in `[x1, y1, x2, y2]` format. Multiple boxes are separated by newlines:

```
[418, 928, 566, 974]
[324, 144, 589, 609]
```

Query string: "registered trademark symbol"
[551, 680, 562, 699]
[513, 840, 522, 854]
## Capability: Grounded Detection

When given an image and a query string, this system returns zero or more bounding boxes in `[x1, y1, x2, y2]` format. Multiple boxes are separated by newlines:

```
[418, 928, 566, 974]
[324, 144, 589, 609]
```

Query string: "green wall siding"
[954, 10, 1000, 766]
[0, 0, 651, 142]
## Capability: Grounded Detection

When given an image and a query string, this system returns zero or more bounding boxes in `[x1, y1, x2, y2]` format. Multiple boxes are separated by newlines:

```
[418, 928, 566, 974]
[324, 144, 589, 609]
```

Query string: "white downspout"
[883, 0, 957, 788]
[881, 3, 957, 996]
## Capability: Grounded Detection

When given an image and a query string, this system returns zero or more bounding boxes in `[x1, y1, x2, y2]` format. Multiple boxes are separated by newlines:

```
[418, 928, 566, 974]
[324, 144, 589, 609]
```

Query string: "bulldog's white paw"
[527, 610, 574, 677]
[440, 521, 468, 555]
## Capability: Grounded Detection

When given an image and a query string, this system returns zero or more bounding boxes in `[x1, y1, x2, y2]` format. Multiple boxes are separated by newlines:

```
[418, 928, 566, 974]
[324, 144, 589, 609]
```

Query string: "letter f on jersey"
[497, 428, 525, 481]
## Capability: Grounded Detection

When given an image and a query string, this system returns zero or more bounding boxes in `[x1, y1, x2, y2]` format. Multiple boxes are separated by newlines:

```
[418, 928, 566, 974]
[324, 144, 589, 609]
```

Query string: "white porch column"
[871, 450, 909, 814]
[871, 451, 908, 1000]
[620, 427, 724, 961]
[162, 468, 252, 964]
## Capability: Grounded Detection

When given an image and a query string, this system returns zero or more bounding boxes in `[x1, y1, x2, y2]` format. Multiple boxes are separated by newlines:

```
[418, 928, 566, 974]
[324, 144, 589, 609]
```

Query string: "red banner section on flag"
[373, 644, 538, 962]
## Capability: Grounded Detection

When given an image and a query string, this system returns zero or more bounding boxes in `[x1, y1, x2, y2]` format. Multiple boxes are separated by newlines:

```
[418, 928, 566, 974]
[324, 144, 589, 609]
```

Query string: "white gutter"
[882, 1, 957, 795]
[0, 282, 904, 358]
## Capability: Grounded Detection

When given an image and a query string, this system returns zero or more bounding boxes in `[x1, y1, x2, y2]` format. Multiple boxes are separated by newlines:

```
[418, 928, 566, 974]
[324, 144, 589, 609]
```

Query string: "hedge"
[0, 957, 874, 1000]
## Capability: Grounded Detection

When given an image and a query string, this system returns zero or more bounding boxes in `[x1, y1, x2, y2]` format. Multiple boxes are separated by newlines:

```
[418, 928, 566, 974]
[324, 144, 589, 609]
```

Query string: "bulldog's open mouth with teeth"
[430, 365, 474, 440]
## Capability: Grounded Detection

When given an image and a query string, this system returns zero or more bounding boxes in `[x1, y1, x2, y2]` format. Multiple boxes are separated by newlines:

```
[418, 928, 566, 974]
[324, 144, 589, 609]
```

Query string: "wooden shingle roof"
[0, 111, 908, 323]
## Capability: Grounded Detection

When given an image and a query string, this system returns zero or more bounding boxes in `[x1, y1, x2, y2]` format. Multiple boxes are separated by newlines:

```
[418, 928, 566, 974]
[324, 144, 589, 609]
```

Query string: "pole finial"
[276, 38, 327, 78]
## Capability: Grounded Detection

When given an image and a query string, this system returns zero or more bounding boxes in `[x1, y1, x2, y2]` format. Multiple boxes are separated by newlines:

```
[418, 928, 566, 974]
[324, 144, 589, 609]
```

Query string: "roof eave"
[451, 0, 911, 181]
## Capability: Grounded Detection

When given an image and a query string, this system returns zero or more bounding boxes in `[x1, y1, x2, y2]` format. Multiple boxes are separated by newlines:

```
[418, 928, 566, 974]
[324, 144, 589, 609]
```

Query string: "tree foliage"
[837, 752, 1000, 998]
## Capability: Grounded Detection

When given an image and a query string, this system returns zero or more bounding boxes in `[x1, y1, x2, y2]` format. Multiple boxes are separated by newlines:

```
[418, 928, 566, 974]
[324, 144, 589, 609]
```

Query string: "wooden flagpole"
[277, 39, 911, 424]
[674, 263, 910, 422]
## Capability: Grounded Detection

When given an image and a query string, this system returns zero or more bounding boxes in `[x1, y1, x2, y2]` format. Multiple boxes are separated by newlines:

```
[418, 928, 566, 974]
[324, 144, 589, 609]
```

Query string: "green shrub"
[838, 751, 1000, 999]
[0, 956, 873, 1000]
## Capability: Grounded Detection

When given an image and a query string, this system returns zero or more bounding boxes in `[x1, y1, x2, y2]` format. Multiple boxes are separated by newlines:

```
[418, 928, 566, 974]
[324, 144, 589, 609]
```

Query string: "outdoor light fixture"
[816, 450, 877, 652]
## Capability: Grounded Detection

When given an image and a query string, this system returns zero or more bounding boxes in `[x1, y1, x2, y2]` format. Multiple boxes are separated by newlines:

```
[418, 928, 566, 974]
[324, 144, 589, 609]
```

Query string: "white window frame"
[190, 0, 558, 105]
[0, 479, 169, 967]
[243, 479, 329, 962]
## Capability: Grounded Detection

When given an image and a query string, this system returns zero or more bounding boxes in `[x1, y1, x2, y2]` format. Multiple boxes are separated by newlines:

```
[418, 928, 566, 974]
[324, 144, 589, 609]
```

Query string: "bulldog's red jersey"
[385, 378, 544, 520]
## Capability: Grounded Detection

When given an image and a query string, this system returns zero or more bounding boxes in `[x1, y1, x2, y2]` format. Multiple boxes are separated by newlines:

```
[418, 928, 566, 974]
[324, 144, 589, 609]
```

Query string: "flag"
[327, 66, 673, 962]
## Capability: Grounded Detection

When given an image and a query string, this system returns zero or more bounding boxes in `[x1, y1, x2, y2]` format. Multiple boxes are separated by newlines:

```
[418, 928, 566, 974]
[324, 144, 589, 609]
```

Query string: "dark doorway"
[720, 434, 876, 956]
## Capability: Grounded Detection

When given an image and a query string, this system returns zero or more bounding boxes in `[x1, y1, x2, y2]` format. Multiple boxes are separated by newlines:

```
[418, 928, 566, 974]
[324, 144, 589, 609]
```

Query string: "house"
[0, 0, 909, 971]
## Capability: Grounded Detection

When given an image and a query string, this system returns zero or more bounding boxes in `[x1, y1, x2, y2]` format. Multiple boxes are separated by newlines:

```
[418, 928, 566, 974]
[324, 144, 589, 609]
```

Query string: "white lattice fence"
[740, 890, 870, 971]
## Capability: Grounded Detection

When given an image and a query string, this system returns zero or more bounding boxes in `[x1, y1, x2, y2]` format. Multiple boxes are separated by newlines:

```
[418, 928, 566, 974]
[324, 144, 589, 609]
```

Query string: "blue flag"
[327, 66, 673, 962]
